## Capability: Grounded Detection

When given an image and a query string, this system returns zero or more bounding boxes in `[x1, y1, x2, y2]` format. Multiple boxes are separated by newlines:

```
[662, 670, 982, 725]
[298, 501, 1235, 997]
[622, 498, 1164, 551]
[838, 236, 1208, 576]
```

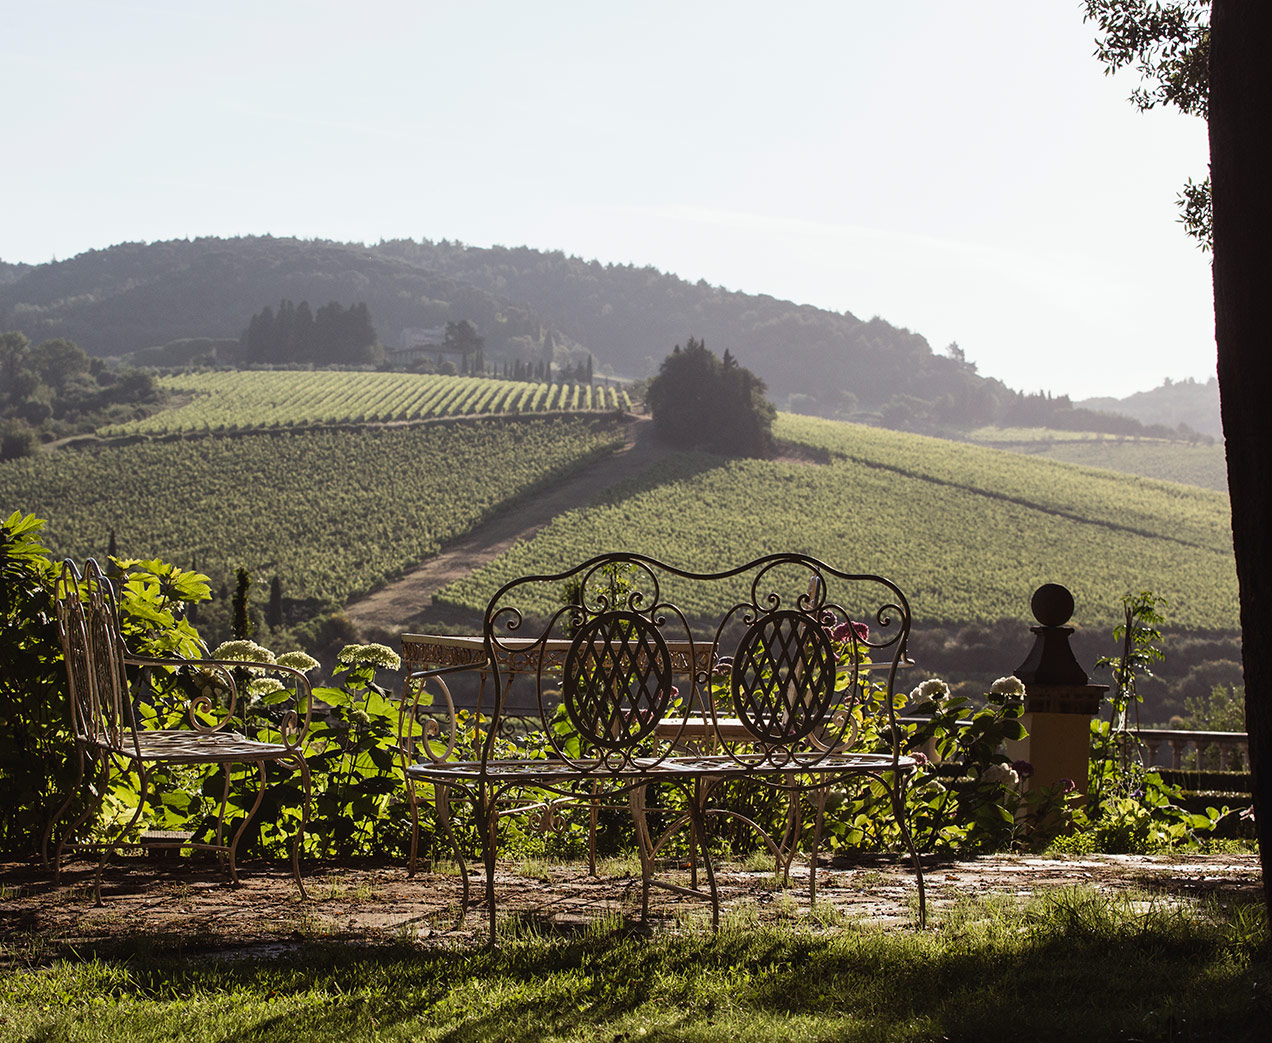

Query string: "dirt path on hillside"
[344, 415, 669, 638]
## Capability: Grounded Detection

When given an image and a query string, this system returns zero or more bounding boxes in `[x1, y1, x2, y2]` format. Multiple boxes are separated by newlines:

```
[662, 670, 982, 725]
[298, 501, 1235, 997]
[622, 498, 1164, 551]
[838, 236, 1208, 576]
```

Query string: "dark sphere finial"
[1031, 583, 1074, 628]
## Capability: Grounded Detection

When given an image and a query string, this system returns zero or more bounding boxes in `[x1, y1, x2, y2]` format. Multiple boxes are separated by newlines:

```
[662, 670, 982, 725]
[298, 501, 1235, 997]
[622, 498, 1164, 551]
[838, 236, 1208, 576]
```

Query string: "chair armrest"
[398, 661, 491, 766]
[123, 652, 315, 749]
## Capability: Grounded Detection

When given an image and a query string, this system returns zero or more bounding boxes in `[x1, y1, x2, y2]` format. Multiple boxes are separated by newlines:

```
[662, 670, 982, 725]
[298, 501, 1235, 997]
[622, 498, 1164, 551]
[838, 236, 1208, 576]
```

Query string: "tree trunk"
[1209, 0, 1272, 910]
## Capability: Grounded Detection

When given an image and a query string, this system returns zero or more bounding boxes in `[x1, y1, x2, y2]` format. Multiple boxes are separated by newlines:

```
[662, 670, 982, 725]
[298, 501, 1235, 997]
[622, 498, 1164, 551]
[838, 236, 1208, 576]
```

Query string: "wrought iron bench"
[42, 559, 313, 902]
[401, 552, 926, 942]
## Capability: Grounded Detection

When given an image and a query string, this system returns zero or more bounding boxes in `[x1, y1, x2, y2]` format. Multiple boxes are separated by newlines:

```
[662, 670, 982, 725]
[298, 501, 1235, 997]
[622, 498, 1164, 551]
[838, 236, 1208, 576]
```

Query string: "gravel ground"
[1, 851, 1261, 959]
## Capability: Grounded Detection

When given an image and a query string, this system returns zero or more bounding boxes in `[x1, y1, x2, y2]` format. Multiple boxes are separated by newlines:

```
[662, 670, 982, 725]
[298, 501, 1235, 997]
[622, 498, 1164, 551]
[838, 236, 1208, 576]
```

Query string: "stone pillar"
[1004, 584, 1107, 800]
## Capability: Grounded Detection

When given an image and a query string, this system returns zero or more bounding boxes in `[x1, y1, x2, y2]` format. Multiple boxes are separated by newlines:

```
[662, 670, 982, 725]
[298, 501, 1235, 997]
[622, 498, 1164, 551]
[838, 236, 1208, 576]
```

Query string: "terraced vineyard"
[1, 417, 624, 604]
[98, 371, 631, 437]
[437, 416, 1237, 631]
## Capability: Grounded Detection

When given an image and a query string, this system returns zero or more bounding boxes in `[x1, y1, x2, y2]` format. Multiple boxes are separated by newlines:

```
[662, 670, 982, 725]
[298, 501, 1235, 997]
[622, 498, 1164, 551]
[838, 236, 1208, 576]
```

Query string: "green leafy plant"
[0, 511, 66, 857]
[303, 642, 413, 858]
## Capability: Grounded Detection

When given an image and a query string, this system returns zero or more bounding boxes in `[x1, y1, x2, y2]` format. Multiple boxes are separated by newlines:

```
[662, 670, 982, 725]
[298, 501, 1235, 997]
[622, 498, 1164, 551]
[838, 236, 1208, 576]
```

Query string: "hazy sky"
[2, 0, 1214, 399]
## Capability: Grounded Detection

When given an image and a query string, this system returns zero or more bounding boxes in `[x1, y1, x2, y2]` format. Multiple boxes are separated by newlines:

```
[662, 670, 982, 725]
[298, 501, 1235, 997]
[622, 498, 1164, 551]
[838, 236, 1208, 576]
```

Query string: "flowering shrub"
[820, 673, 1083, 855]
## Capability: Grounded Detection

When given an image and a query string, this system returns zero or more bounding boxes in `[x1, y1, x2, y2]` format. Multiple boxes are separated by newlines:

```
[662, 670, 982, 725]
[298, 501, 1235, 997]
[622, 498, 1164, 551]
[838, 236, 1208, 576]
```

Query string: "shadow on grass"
[8, 889, 1272, 1043]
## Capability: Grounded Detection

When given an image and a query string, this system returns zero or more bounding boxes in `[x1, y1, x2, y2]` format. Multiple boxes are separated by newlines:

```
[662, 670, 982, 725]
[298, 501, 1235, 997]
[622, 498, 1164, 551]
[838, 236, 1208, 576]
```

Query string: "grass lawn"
[3, 886, 1268, 1042]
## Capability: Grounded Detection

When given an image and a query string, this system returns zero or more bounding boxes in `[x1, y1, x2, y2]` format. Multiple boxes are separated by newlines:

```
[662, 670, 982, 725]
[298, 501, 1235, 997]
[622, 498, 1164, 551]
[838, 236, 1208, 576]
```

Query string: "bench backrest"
[480, 553, 911, 773]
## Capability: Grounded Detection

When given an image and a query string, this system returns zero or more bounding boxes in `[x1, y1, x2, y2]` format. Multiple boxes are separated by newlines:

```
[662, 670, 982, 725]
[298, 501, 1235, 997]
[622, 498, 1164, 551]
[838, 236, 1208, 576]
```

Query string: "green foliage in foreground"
[98, 370, 630, 437]
[438, 439, 1237, 630]
[2, 890, 1267, 1042]
[0, 417, 624, 604]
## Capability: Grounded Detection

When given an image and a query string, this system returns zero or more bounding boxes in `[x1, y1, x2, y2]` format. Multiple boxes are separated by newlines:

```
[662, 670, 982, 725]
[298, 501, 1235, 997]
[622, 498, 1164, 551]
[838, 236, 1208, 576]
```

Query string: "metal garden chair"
[41, 559, 313, 902]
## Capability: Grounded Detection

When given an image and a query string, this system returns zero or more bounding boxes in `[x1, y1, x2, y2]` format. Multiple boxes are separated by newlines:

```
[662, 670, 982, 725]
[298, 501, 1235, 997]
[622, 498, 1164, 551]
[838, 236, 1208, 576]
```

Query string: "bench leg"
[684, 781, 719, 931]
[475, 784, 499, 947]
[807, 784, 827, 906]
[629, 785, 654, 923]
[890, 774, 927, 928]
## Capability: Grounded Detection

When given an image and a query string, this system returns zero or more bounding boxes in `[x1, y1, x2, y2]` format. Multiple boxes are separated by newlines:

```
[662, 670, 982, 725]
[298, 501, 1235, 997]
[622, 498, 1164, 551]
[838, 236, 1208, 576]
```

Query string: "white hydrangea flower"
[982, 763, 1020, 787]
[909, 678, 950, 703]
[337, 643, 402, 671]
[276, 650, 320, 674]
[211, 640, 276, 666]
[990, 675, 1026, 698]
[247, 677, 286, 698]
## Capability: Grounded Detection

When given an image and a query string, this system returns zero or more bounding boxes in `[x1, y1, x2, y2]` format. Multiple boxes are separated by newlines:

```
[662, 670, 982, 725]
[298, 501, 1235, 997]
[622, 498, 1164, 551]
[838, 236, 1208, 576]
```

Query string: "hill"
[1080, 377, 1222, 439]
[0, 237, 558, 367]
[0, 235, 1031, 425]
[0, 417, 624, 607]
[5, 236, 1218, 442]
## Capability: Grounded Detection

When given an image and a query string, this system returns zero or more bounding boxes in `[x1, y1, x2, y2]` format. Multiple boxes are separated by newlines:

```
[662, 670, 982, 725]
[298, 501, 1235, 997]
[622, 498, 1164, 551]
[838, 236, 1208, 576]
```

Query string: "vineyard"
[437, 425, 1237, 631]
[962, 425, 1227, 492]
[0, 417, 624, 604]
[774, 415, 1232, 553]
[97, 371, 631, 437]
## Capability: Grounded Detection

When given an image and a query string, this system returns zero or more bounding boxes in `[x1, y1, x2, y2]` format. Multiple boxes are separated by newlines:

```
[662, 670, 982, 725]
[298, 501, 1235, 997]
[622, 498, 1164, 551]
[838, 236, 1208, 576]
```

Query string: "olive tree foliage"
[1084, 1, 1212, 246]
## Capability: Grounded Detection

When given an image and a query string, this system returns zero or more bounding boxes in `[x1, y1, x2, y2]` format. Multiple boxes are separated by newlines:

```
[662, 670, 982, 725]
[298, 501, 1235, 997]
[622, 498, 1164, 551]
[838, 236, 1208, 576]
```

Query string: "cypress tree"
[232, 567, 253, 639]
[267, 574, 283, 630]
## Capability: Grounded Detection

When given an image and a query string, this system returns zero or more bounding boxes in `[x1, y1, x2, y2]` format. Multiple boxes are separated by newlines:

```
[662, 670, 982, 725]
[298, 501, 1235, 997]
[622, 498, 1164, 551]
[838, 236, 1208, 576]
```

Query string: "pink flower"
[910, 751, 929, 766]
[832, 620, 870, 643]
[1012, 759, 1035, 779]
[1056, 777, 1077, 794]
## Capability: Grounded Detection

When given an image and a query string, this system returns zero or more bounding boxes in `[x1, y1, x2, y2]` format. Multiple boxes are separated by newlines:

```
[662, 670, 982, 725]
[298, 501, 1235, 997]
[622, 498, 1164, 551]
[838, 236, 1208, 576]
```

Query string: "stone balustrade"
[1137, 728, 1249, 772]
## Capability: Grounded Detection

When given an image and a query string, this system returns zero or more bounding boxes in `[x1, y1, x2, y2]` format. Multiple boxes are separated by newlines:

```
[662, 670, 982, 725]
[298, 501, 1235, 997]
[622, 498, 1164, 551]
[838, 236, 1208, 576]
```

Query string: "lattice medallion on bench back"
[562, 612, 674, 750]
[731, 609, 838, 744]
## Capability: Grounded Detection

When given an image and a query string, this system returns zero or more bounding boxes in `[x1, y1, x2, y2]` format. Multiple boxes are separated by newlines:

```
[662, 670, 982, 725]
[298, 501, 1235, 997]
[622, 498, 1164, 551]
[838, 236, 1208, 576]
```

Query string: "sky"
[1, 0, 1215, 400]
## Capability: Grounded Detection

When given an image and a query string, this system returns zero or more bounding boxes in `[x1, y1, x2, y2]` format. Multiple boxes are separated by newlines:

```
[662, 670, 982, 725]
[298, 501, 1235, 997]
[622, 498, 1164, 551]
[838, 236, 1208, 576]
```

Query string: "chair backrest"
[481, 553, 911, 773]
[54, 559, 135, 753]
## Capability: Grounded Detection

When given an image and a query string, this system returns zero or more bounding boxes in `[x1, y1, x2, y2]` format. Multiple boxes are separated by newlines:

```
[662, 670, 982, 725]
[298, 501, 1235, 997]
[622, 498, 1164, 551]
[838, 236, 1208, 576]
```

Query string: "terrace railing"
[1138, 728, 1249, 772]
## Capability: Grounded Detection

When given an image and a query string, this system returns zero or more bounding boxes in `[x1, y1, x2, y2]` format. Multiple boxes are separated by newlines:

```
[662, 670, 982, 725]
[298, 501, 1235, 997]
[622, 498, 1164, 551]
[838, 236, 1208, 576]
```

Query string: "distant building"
[389, 326, 447, 366]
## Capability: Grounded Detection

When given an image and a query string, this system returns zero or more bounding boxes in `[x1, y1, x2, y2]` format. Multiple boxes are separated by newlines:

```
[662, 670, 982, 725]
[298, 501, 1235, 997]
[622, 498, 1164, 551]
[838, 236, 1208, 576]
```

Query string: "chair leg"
[288, 751, 311, 900]
[213, 763, 233, 871]
[227, 761, 268, 886]
[54, 749, 109, 883]
[434, 784, 469, 927]
[43, 744, 88, 872]
[96, 756, 147, 906]
[406, 775, 421, 877]
[476, 787, 499, 947]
